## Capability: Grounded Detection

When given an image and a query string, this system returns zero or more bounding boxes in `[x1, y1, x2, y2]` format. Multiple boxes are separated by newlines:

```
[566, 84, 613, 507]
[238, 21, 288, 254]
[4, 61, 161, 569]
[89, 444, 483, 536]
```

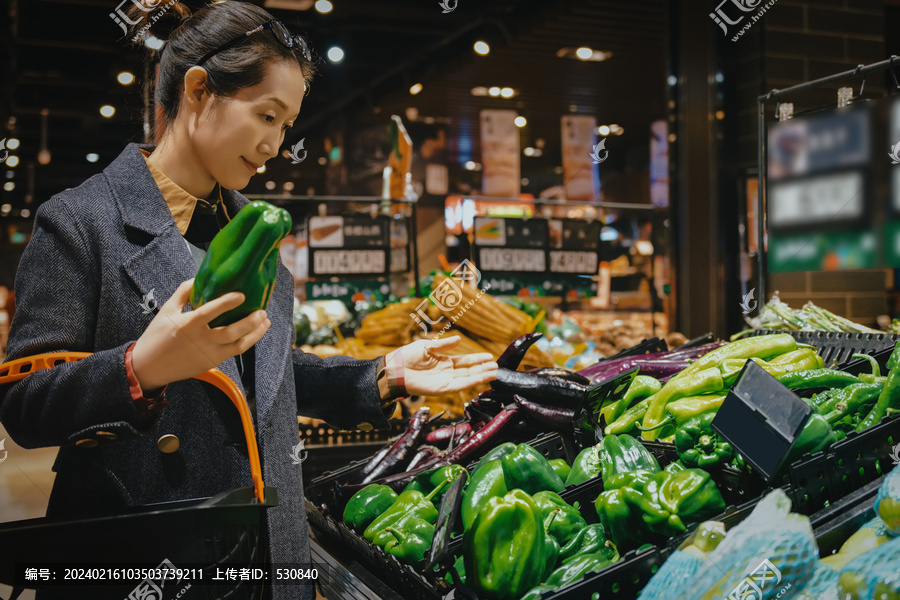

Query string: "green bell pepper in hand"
[674, 412, 734, 468]
[464, 489, 549, 600]
[364, 477, 448, 542]
[558, 523, 619, 564]
[857, 340, 900, 432]
[343, 484, 398, 531]
[519, 553, 614, 600]
[501, 443, 565, 495]
[532, 491, 587, 547]
[380, 514, 435, 564]
[461, 459, 507, 531]
[190, 200, 292, 327]
[548, 458, 571, 482]
[622, 468, 725, 537]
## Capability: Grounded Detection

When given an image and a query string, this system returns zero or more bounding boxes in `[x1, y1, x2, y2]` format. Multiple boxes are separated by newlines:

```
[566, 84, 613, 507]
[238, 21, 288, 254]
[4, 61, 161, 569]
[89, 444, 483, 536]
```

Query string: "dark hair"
[123, 1, 316, 143]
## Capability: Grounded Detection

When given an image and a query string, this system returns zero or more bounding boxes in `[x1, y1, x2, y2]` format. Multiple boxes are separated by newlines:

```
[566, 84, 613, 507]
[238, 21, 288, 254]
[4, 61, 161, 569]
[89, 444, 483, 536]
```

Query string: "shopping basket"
[0, 352, 277, 600]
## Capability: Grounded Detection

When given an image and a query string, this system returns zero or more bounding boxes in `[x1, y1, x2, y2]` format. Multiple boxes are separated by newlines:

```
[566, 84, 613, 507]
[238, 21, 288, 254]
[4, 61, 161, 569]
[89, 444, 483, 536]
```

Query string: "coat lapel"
[107, 143, 244, 395]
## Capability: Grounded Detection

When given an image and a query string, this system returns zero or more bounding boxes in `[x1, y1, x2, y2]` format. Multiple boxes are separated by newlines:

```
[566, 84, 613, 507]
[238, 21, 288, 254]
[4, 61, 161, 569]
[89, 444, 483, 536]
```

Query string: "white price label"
[313, 250, 385, 274]
[769, 171, 864, 227]
[479, 248, 546, 272]
[549, 251, 598, 274]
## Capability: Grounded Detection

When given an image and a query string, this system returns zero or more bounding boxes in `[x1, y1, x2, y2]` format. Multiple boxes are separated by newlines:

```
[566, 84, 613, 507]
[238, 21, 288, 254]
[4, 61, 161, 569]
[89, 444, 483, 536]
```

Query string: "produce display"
[738, 291, 884, 338]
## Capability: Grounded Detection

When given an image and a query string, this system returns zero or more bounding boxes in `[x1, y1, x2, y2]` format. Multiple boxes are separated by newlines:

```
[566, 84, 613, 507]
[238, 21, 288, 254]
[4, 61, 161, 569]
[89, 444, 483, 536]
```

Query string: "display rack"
[755, 55, 900, 305]
[244, 194, 422, 297]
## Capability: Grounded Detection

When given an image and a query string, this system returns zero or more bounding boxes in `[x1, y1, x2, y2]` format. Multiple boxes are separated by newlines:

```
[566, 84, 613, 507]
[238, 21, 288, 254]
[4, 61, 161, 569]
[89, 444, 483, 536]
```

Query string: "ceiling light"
[265, 181, 276, 190]
[100, 105, 115, 118]
[5, 156, 19, 168]
[524, 147, 535, 157]
[488, 87, 501, 97]
[556, 47, 612, 62]
[284, 181, 295, 191]
[598, 125, 610, 136]
[86, 153, 99, 163]
[3, 182, 13, 192]
[474, 41, 490, 55]
[21, 208, 30, 218]
[327, 46, 344, 62]
[117, 72, 135, 85]
[145, 35, 164, 51]
[471, 87, 488, 96]
[318, 157, 327, 165]
[500, 87, 514, 98]
[514, 116, 527, 127]
[257, 165, 266, 174]
[315, 0, 333, 14]
[6, 138, 19, 150]
[715, 110, 725, 120]
[608, 124, 624, 135]
[465, 161, 482, 171]
[5, 171, 13, 179]
[0, 204, 9, 214]
[409, 83, 423, 95]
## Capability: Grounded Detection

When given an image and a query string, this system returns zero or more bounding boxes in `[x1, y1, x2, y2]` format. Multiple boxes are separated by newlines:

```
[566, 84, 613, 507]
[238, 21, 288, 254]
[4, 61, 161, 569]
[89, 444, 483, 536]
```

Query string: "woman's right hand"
[131, 278, 271, 392]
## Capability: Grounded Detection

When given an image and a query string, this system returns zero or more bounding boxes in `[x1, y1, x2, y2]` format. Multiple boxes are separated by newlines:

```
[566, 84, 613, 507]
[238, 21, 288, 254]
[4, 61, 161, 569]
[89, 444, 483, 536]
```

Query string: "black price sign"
[548, 219, 601, 275]
[308, 215, 391, 276]
[473, 217, 548, 274]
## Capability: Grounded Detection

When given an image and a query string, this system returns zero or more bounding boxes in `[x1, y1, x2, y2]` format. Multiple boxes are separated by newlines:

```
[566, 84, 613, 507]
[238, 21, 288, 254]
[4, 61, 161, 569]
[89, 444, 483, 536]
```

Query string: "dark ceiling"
[0, 0, 668, 211]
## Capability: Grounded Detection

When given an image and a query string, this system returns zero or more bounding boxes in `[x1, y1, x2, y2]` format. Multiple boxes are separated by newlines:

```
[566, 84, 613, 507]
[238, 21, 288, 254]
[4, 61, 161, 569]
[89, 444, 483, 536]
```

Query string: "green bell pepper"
[857, 340, 900, 432]
[190, 200, 292, 327]
[674, 412, 734, 468]
[519, 553, 614, 600]
[622, 468, 726, 537]
[471, 442, 517, 474]
[363, 478, 448, 542]
[501, 443, 565, 495]
[461, 459, 507, 531]
[342, 484, 398, 531]
[464, 489, 549, 600]
[532, 490, 587, 547]
[402, 464, 467, 505]
[548, 458, 571, 482]
[558, 523, 619, 565]
[594, 470, 656, 552]
[380, 513, 435, 564]
[565, 433, 660, 487]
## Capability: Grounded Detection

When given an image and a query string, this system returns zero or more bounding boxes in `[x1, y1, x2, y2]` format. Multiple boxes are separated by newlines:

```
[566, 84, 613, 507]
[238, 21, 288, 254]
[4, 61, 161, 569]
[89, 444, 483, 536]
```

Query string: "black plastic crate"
[823, 415, 899, 503]
[755, 330, 900, 367]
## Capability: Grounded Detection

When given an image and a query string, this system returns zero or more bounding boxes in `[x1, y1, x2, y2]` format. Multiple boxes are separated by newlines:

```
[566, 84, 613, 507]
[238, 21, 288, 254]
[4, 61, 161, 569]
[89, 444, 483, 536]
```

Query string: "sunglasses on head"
[197, 19, 313, 66]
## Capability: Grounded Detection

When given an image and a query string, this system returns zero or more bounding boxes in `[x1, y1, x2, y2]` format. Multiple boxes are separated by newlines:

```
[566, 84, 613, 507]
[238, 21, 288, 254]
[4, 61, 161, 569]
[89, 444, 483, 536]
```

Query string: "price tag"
[478, 248, 546, 272]
[312, 250, 386, 275]
[549, 251, 598, 274]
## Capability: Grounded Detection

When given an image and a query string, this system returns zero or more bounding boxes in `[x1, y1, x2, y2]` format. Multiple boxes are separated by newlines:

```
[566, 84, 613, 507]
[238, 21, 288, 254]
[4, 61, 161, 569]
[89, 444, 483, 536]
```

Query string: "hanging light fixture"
[37, 109, 51, 165]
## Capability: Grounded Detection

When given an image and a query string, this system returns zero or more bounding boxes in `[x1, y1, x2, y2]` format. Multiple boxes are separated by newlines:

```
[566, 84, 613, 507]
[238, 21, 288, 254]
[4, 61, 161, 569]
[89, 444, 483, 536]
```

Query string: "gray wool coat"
[0, 142, 392, 600]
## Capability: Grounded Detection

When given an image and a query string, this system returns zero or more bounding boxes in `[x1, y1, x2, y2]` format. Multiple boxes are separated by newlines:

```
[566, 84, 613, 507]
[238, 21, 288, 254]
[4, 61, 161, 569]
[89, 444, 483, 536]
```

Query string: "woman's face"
[190, 59, 306, 191]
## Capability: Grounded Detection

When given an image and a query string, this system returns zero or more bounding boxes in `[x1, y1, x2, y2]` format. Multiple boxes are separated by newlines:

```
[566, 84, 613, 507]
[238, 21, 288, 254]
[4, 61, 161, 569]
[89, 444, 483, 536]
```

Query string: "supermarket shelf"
[310, 536, 404, 600]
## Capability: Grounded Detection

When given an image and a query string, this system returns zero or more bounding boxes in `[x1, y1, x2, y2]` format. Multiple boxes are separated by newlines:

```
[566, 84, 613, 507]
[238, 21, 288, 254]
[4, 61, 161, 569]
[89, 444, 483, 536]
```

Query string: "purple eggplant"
[340, 406, 521, 495]
[497, 333, 543, 370]
[528, 367, 591, 385]
[360, 407, 431, 484]
[513, 394, 577, 427]
[491, 368, 589, 410]
[578, 341, 727, 382]
[425, 422, 473, 446]
[351, 434, 400, 484]
[406, 445, 440, 471]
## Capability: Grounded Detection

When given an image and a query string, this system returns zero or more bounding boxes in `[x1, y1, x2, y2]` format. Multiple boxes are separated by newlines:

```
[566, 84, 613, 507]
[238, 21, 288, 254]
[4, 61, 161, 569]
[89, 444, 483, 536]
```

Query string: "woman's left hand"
[388, 336, 498, 396]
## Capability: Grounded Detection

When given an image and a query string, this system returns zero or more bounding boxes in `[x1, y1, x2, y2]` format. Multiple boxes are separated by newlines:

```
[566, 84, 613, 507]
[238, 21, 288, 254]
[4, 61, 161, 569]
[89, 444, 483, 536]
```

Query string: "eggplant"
[351, 434, 401, 484]
[513, 394, 577, 427]
[425, 422, 473, 446]
[496, 333, 543, 370]
[577, 341, 726, 382]
[406, 445, 440, 471]
[528, 366, 591, 385]
[340, 406, 521, 495]
[360, 407, 431, 484]
[491, 368, 590, 410]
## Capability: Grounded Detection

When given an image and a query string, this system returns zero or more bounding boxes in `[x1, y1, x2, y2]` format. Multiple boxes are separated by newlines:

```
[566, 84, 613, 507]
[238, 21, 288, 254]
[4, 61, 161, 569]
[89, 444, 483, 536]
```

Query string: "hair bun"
[121, 0, 193, 46]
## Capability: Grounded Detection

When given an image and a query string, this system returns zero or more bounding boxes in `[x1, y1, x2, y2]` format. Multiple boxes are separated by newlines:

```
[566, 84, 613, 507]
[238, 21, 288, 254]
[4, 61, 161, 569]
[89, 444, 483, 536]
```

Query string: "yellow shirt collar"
[140, 148, 225, 236]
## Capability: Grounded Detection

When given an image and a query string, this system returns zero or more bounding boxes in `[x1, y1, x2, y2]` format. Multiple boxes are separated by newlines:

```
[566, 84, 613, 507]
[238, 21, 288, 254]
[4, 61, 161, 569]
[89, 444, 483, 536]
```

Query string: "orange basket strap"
[0, 352, 266, 503]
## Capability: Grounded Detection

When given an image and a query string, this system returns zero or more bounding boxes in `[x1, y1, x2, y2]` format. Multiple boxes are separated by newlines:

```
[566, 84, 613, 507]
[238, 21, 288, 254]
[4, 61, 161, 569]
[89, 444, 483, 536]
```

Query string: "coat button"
[157, 434, 180, 454]
[75, 439, 98, 448]
[95, 431, 117, 441]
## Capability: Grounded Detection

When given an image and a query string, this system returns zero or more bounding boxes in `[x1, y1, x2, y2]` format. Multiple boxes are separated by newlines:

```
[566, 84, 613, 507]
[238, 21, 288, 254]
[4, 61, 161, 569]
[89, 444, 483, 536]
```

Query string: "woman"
[0, 2, 497, 598]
